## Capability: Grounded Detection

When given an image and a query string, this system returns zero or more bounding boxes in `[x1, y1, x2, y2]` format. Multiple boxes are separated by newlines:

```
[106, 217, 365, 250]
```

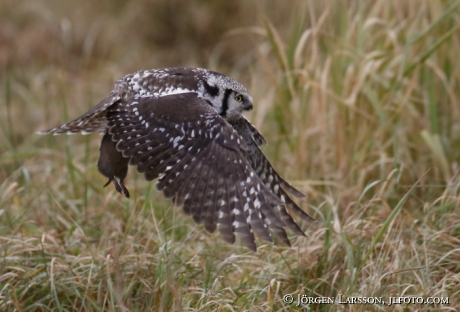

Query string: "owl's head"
[198, 71, 253, 121]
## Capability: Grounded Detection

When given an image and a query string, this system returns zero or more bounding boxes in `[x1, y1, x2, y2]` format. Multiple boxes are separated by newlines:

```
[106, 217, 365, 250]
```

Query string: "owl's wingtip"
[36, 126, 65, 135]
[36, 129, 56, 135]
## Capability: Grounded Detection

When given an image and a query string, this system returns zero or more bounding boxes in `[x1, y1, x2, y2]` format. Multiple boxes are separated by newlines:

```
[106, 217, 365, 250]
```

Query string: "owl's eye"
[235, 94, 243, 102]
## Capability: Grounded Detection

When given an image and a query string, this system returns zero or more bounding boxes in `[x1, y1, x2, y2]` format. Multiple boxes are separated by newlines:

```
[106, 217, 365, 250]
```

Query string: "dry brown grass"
[1, 0, 460, 311]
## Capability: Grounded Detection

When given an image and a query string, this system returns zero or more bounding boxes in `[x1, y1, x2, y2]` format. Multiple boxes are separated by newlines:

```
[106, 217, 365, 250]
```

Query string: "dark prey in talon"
[98, 132, 130, 198]
[38, 67, 314, 252]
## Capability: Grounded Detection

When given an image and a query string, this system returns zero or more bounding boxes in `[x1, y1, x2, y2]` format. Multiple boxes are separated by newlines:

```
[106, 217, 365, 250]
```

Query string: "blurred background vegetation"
[1, 0, 460, 311]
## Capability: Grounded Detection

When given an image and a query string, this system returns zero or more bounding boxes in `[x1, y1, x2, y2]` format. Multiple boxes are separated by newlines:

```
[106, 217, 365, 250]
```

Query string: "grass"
[1, 0, 460, 311]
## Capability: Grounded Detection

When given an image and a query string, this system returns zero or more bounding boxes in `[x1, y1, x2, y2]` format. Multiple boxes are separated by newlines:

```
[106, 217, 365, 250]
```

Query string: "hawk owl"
[39, 67, 313, 251]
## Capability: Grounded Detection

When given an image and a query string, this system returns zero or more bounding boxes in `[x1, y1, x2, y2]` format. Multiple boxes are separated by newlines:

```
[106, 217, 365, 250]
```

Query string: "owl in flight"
[39, 67, 313, 251]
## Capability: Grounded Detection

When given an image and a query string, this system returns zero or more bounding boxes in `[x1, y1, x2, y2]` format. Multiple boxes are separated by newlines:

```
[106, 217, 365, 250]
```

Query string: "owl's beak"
[243, 95, 253, 111]
[243, 102, 253, 111]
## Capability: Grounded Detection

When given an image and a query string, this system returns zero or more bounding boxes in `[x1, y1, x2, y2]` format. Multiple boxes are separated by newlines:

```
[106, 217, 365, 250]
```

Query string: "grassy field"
[1, 0, 460, 311]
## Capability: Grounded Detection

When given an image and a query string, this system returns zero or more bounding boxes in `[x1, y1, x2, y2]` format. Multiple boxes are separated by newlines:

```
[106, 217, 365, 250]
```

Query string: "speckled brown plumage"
[38, 67, 313, 251]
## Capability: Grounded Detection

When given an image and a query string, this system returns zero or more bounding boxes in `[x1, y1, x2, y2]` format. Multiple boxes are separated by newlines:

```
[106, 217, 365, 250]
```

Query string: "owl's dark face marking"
[203, 80, 219, 97]
[217, 90, 253, 119]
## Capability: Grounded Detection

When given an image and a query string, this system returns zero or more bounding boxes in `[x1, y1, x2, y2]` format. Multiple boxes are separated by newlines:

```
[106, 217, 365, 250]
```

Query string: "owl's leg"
[102, 177, 129, 198]
[118, 178, 130, 198]
[103, 179, 112, 188]
[114, 162, 130, 198]
[103, 177, 123, 195]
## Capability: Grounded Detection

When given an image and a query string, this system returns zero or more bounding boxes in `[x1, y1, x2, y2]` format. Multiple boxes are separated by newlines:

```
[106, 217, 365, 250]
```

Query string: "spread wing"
[105, 92, 293, 251]
[231, 117, 314, 240]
